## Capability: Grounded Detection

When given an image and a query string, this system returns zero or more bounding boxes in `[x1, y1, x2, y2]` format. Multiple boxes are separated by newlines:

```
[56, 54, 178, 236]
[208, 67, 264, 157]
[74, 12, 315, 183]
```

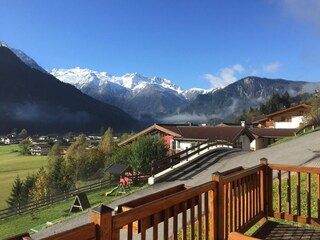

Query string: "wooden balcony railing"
[8, 159, 320, 240]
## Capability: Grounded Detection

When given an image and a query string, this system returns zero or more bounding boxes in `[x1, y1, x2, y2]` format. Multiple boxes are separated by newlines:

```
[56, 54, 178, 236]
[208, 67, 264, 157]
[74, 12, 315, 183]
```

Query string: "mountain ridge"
[0, 46, 140, 134]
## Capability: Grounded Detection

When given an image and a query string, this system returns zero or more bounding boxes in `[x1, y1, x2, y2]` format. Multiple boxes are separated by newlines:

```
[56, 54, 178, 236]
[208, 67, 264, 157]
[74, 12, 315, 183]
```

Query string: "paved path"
[32, 130, 320, 239]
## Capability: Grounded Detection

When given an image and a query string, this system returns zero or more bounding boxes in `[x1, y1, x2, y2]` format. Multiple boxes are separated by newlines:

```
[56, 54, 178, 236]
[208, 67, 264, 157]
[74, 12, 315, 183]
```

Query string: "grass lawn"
[0, 184, 146, 239]
[0, 145, 47, 209]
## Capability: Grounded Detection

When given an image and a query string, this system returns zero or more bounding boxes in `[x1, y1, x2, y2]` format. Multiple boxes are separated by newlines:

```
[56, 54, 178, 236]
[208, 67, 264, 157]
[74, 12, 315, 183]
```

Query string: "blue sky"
[1, 0, 320, 90]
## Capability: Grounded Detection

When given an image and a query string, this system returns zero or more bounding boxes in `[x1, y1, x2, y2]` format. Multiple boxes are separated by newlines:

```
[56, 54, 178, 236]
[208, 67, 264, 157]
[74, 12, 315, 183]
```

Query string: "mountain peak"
[0, 40, 47, 74]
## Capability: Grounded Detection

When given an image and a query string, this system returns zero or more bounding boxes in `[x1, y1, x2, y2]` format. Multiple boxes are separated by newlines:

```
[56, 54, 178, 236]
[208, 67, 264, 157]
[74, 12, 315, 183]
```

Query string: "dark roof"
[118, 124, 256, 146]
[173, 126, 255, 142]
[249, 128, 296, 138]
[106, 164, 131, 175]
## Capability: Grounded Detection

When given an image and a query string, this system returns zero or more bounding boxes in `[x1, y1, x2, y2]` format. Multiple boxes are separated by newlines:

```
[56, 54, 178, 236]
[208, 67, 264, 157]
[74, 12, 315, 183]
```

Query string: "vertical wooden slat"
[297, 172, 301, 216]
[163, 208, 169, 240]
[260, 160, 266, 215]
[254, 173, 258, 216]
[127, 223, 133, 240]
[240, 177, 245, 227]
[204, 192, 209, 240]
[212, 174, 225, 240]
[278, 170, 282, 213]
[141, 217, 148, 240]
[153, 212, 159, 240]
[198, 194, 203, 240]
[173, 205, 178, 240]
[229, 182, 233, 233]
[182, 201, 187, 240]
[287, 171, 291, 214]
[245, 176, 248, 224]
[257, 171, 261, 214]
[250, 174, 254, 219]
[224, 183, 228, 239]
[209, 188, 216, 240]
[318, 174, 320, 219]
[190, 198, 195, 240]
[236, 179, 240, 230]
[307, 173, 311, 220]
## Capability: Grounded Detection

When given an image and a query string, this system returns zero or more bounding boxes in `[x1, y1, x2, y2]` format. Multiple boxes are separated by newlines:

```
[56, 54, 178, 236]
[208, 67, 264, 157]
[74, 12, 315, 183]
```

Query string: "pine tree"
[47, 145, 74, 193]
[6, 175, 24, 209]
[22, 174, 36, 204]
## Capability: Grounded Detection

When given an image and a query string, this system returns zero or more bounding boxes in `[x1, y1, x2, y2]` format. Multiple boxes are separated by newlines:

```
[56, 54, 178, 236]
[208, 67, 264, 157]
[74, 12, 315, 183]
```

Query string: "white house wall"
[274, 116, 304, 129]
[240, 135, 251, 151]
[179, 141, 193, 150]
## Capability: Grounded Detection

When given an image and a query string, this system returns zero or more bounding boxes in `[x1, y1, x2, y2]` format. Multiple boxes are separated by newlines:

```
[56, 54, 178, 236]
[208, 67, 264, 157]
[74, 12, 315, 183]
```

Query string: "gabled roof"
[249, 128, 296, 138]
[251, 104, 311, 124]
[118, 124, 182, 146]
[174, 126, 255, 142]
[118, 124, 255, 146]
[106, 164, 132, 175]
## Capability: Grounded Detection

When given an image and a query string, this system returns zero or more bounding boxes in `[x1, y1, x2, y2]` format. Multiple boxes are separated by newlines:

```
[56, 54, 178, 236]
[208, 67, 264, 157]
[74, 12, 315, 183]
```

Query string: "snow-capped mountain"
[50, 67, 209, 119]
[50, 67, 184, 94]
[0, 41, 47, 74]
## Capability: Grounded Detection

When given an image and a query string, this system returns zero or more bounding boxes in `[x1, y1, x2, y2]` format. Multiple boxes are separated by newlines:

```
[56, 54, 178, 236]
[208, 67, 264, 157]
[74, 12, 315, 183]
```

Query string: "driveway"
[32, 130, 320, 239]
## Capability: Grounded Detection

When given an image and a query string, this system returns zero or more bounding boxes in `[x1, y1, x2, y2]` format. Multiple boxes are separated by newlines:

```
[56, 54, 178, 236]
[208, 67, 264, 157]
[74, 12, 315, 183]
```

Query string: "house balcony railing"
[9, 158, 320, 240]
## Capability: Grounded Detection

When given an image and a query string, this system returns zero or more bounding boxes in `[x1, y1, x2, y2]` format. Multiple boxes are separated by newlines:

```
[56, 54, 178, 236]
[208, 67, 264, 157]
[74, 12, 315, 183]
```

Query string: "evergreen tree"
[22, 174, 36, 204]
[47, 144, 74, 193]
[6, 176, 24, 209]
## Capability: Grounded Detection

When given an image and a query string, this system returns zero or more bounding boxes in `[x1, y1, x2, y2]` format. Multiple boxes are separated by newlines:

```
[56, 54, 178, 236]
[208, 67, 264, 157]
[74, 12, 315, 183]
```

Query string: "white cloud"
[279, 0, 320, 28]
[204, 64, 245, 88]
[262, 62, 281, 73]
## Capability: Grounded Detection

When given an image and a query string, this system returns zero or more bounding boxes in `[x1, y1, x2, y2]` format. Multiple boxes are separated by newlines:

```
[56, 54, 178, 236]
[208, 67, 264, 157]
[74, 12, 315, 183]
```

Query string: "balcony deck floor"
[252, 221, 320, 240]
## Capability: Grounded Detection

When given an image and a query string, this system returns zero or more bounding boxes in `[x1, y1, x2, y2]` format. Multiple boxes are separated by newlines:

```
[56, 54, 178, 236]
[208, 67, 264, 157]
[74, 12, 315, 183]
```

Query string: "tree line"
[6, 128, 168, 209]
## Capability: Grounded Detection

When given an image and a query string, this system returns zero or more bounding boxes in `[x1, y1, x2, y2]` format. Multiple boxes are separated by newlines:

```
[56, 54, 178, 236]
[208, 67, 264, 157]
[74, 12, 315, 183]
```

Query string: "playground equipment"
[105, 176, 130, 196]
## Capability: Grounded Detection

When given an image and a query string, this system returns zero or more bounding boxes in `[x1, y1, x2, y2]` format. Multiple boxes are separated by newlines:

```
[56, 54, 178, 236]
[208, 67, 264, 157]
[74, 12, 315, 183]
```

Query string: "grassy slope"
[0, 145, 47, 209]
[0, 185, 144, 239]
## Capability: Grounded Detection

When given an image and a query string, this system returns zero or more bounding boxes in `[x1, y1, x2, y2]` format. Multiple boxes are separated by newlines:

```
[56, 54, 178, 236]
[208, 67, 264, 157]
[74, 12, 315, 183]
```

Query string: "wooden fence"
[0, 179, 115, 220]
[8, 159, 320, 240]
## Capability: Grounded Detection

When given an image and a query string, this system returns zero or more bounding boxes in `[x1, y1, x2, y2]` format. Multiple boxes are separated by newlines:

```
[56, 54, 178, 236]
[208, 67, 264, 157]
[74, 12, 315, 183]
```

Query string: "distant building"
[118, 123, 255, 153]
[30, 144, 51, 156]
[251, 104, 311, 129]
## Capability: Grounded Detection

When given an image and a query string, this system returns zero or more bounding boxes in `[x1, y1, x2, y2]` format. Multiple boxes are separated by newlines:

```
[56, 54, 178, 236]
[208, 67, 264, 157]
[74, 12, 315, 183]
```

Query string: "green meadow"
[0, 145, 47, 209]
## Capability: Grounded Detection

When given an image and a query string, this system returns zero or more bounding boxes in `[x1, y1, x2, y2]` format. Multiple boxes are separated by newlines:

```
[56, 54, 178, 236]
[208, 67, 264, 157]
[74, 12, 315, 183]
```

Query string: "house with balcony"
[251, 104, 311, 129]
[118, 123, 255, 153]
[30, 144, 51, 156]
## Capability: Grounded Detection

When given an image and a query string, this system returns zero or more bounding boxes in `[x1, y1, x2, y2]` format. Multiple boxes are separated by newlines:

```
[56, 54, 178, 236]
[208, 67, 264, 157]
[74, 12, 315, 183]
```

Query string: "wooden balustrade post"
[260, 158, 273, 217]
[212, 172, 224, 240]
[91, 204, 114, 240]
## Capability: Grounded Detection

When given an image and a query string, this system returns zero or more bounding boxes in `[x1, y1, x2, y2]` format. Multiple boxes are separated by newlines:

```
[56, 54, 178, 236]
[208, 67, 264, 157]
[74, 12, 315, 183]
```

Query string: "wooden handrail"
[112, 181, 216, 229]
